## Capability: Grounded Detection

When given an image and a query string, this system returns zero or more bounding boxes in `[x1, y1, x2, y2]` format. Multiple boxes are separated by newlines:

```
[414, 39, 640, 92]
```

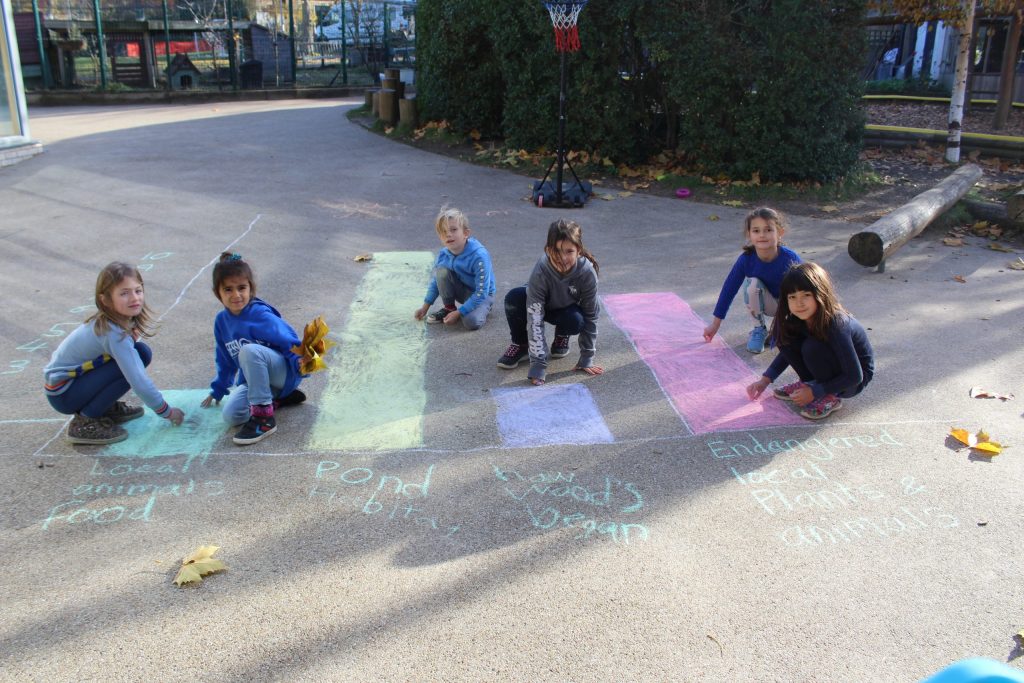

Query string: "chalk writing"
[310, 461, 459, 538]
[494, 466, 649, 545]
[725, 427, 959, 549]
[39, 454, 222, 531]
[706, 427, 904, 460]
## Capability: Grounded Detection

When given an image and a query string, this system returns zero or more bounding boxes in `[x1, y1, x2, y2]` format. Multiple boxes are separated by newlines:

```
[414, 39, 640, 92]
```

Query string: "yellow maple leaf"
[708, 214, 720, 221]
[950, 427, 1004, 456]
[173, 545, 227, 587]
[353, 253, 373, 262]
[1009, 257, 1024, 271]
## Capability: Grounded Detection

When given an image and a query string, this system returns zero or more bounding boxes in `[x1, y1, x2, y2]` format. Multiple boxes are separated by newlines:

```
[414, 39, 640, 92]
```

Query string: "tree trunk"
[848, 164, 982, 268]
[994, 6, 1023, 130]
[947, 0, 977, 164]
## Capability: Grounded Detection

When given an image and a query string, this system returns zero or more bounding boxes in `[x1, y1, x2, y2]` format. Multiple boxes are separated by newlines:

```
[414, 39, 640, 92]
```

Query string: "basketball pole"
[555, 49, 567, 205]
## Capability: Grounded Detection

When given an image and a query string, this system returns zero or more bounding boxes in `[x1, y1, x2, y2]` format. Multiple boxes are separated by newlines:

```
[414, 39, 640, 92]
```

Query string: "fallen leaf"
[354, 253, 373, 262]
[942, 237, 965, 247]
[820, 205, 839, 213]
[174, 545, 227, 587]
[950, 427, 1004, 456]
[1009, 257, 1024, 270]
[708, 214, 720, 221]
[953, 275, 967, 283]
[970, 387, 1015, 401]
[618, 191, 633, 198]
[721, 200, 743, 207]
[971, 220, 990, 235]
[988, 243, 1015, 253]
[469, 129, 481, 141]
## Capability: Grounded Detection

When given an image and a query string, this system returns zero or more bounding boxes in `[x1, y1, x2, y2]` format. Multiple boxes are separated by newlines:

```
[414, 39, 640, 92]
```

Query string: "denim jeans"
[777, 336, 866, 399]
[47, 342, 152, 418]
[221, 343, 290, 426]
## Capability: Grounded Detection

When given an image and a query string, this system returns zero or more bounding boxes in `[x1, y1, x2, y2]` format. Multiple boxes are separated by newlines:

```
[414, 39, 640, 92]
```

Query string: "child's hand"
[414, 303, 429, 320]
[702, 318, 722, 343]
[790, 385, 814, 406]
[747, 376, 770, 400]
[200, 395, 219, 408]
[443, 309, 461, 325]
[167, 407, 185, 426]
[574, 365, 604, 376]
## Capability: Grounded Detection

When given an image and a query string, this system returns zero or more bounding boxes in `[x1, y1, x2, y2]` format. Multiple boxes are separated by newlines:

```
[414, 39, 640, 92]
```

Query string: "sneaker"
[275, 389, 306, 409]
[233, 411, 277, 445]
[66, 414, 128, 445]
[747, 325, 768, 354]
[425, 307, 455, 324]
[550, 335, 571, 359]
[497, 343, 528, 369]
[103, 400, 144, 424]
[800, 395, 843, 420]
[772, 381, 808, 401]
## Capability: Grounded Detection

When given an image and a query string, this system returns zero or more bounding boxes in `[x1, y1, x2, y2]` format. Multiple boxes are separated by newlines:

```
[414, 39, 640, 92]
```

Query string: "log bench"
[848, 163, 983, 272]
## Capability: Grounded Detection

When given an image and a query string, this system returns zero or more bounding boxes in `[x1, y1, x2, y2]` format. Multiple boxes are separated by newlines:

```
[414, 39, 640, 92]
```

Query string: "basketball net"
[543, 0, 587, 52]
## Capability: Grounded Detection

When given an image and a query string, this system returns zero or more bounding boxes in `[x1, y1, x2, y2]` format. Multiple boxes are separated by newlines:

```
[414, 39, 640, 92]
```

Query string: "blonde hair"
[434, 207, 470, 240]
[87, 261, 156, 339]
[742, 207, 788, 254]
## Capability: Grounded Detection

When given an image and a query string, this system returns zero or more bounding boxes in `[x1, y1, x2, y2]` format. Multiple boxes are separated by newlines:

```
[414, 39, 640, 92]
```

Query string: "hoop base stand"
[532, 47, 591, 209]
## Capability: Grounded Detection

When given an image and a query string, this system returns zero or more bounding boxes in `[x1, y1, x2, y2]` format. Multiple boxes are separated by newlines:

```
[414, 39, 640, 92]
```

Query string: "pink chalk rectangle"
[604, 292, 806, 435]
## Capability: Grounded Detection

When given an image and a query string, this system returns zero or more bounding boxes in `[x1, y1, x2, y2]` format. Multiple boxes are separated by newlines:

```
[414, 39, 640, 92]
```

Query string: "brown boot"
[103, 401, 144, 424]
[66, 414, 128, 445]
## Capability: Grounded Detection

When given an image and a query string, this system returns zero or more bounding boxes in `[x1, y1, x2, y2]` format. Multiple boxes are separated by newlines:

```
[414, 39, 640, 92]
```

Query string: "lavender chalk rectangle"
[604, 292, 806, 435]
[491, 384, 614, 448]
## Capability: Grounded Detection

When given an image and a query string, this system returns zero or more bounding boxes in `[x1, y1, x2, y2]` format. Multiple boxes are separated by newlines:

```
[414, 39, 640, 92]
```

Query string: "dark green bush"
[417, 0, 867, 181]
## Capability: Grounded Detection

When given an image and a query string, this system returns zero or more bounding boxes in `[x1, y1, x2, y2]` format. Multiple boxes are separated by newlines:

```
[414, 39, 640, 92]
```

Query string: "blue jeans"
[47, 342, 152, 418]
[778, 336, 866, 399]
[434, 266, 494, 331]
[504, 286, 584, 345]
[221, 343, 290, 426]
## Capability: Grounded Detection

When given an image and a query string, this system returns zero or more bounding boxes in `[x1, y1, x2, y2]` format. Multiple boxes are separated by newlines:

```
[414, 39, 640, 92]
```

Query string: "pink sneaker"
[772, 381, 807, 401]
[799, 394, 843, 420]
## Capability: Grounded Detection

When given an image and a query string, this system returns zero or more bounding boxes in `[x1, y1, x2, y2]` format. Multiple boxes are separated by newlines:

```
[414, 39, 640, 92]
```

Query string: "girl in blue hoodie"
[200, 252, 306, 445]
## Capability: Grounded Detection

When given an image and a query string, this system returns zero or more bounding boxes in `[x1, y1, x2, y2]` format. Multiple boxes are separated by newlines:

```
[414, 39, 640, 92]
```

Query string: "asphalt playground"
[0, 98, 1022, 682]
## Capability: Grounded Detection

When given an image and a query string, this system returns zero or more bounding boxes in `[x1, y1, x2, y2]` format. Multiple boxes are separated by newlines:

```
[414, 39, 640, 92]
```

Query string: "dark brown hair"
[741, 207, 788, 255]
[545, 219, 599, 275]
[771, 262, 847, 345]
[87, 261, 156, 339]
[212, 252, 256, 298]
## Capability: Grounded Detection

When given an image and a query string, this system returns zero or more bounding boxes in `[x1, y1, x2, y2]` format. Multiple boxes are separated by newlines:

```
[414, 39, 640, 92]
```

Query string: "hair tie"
[228, 253, 242, 261]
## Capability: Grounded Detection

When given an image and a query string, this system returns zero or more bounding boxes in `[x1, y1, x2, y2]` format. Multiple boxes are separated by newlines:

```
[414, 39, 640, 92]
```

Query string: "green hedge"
[417, 0, 866, 181]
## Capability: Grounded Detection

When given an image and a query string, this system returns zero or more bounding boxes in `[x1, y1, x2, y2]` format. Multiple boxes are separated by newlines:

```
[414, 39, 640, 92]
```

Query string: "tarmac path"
[1, 99, 1022, 682]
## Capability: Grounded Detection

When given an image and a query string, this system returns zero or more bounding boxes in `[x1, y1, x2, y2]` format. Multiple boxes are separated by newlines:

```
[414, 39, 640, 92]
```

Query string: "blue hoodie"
[209, 298, 304, 401]
[423, 236, 496, 316]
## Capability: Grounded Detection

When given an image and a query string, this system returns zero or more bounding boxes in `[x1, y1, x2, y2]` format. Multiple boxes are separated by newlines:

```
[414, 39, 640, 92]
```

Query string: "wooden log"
[848, 163, 983, 268]
[1007, 189, 1024, 223]
[379, 88, 398, 125]
[399, 98, 417, 128]
[962, 197, 1022, 226]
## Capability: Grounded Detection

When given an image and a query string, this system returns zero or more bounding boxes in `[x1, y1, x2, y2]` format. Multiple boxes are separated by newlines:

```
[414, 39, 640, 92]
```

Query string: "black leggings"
[778, 337, 865, 399]
[504, 287, 584, 345]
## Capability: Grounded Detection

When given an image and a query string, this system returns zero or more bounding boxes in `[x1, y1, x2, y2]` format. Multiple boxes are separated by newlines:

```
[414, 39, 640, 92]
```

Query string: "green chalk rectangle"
[309, 251, 434, 452]
[106, 389, 226, 458]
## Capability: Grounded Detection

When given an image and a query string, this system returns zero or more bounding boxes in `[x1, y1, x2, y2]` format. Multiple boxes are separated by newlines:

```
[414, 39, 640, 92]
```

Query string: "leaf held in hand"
[291, 316, 336, 374]
[173, 545, 226, 586]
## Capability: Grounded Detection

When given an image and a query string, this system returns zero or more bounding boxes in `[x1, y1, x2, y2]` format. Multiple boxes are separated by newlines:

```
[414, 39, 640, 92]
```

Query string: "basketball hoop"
[542, 0, 588, 52]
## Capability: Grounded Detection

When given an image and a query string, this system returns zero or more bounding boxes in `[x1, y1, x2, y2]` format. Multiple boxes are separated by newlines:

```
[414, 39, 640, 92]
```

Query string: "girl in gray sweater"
[497, 220, 603, 385]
